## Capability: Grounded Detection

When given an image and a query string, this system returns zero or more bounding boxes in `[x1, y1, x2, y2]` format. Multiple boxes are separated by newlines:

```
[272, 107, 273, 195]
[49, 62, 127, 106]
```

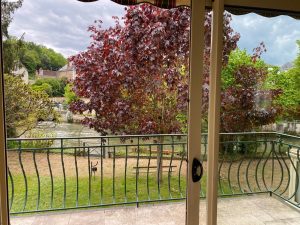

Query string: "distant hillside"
[20, 41, 67, 76]
[3, 38, 67, 77]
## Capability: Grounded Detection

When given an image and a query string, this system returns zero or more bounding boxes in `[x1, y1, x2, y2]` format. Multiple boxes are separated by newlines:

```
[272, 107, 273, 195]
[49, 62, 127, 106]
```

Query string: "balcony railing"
[6, 132, 300, 214]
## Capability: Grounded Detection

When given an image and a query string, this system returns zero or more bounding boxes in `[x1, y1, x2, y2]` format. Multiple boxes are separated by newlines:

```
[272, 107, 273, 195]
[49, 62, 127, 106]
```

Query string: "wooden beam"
[0, 29, 10, 225]
[206, 0, 224, 224]
[186, 0, 205, 224]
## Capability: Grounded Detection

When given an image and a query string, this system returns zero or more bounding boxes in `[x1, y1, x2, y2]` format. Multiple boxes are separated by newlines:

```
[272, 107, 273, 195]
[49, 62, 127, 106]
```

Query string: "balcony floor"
[11, 195, 300, 225]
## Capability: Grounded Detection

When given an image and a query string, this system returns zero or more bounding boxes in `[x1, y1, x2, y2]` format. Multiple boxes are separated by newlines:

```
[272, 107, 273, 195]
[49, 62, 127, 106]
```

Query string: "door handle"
[192, 158, 203, 183]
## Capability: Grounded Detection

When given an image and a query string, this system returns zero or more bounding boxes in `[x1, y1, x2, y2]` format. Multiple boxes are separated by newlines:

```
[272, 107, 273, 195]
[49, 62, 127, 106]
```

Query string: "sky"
[8, 0, 300, 66]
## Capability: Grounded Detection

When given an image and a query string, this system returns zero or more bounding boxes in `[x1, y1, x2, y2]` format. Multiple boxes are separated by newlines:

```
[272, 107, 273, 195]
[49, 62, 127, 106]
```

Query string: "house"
[36, 61, 76, 80]
[36, 68, 58, 79]
[12, 65, 29, 84]
[57, 61, 76, 80]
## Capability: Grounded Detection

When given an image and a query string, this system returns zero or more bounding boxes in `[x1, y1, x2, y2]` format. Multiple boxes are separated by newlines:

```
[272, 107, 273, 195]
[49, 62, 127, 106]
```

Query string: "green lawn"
[8, 173, 236, 214]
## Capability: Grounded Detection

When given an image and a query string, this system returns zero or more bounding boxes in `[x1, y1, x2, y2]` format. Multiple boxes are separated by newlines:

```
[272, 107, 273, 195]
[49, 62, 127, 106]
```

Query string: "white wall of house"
[13, 66, 29, 84]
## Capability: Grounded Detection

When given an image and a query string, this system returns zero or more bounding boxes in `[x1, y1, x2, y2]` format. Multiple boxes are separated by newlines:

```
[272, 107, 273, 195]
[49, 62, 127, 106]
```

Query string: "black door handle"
[192, 158, 203, 183]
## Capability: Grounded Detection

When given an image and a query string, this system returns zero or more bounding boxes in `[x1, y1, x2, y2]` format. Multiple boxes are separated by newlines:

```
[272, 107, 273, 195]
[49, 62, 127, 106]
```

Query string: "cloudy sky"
[8, 0, 300, 66]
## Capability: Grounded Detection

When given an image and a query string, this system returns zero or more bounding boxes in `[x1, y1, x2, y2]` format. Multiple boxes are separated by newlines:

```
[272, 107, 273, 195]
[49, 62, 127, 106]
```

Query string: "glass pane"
[216, 12, 300, 225]
[3, 1, 189, 224]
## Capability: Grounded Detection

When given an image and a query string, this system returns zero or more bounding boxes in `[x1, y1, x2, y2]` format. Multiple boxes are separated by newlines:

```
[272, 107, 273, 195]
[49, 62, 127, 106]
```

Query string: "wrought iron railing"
[6, 132, 300, 214]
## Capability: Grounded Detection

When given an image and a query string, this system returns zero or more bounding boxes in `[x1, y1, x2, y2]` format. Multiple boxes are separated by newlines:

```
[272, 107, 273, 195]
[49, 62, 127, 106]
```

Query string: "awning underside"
[78, 0, 300, 19]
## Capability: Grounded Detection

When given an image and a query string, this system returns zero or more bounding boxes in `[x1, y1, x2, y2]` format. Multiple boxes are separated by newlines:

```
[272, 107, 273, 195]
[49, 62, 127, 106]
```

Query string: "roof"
[59, 62, 75, 72]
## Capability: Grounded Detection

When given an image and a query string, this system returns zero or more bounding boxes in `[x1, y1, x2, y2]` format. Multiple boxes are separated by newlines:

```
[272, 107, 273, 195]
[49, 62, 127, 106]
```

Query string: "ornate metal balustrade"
[6, 132, 300, 214]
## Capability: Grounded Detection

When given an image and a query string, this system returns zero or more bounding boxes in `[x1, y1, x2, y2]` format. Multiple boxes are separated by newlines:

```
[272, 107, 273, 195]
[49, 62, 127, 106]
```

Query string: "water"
[26, 122, 103, 149]
[31, 122, 100, 138]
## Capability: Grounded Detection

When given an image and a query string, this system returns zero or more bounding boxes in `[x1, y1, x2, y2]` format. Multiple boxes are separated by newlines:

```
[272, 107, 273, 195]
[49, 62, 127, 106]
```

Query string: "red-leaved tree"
[221, 45, 282, 133]
[70, 4, 280, 136]
[70, 4, 240, 135]
[70, 5, 282, 178]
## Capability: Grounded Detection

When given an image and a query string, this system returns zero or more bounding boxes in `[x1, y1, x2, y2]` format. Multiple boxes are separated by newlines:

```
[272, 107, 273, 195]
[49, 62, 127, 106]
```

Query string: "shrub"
[7, 130, 55, 150]
[32, 77, 68, 97]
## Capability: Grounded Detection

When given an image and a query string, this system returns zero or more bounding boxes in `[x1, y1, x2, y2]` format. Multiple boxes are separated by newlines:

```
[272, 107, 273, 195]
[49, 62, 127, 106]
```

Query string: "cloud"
[9, 0, 125, 57]
[9, 1, 300, 66]
[231, 13, 300, 66]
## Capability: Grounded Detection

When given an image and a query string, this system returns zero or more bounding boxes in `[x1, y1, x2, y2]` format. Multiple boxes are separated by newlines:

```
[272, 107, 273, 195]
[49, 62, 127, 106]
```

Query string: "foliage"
[32, 77, 68, 97]
[70, 4, 280, 135]
[20, 41, 67, 75]
[1, 0, 23, 38]
[7, 130, 55, 150]
[23, 130, 55, 149]
[265, 41, 300, 120]
[4, 74, 57, 138]
[2, 37, 24, 74]
[70, 5, 238, 135]
[32, 82, 53, 96]
[1, 1, 24, 77]
[20, 48, 41, 76]
[222, 49, 266, 89]
[3, 38, 67, 77]
[64, 84, 79, 104]
[220, 48, 281, 132]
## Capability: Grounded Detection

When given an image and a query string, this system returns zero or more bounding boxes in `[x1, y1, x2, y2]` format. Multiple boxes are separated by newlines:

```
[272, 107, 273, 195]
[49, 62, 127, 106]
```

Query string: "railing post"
[289, 148, 300, 203]
[271, 141, 275, 191]
[61, 138, 66, 208]
[83, 142, 86, 156]
[101, 138, 106, 159]
[106, 137, 109, 158]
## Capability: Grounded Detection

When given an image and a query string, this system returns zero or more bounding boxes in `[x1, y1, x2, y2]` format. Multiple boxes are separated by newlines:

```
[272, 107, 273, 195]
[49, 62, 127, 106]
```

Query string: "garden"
[2, 0, 300, 216]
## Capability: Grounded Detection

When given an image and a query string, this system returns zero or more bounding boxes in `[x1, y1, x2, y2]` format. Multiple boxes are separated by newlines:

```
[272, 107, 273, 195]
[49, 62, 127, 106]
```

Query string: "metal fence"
[6, 132, 300, 214]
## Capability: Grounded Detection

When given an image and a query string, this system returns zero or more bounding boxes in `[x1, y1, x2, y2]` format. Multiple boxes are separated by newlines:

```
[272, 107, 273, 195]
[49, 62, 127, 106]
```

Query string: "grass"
[9, 174, 185, 213]
[7, 135, 290, 214]
[8, 173, 237, 214]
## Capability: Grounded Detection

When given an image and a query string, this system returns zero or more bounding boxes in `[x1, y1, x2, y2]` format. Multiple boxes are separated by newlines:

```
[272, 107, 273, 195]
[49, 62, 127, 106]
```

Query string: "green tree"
[1, 0, 23, 38]
[220, 47, 280, 132]
[2, 37, 24, 74]
[1, 1, 24, 74]
[4, 74, 57, 138]
[3, 38, 67, 77]
[21, 49, 41, 75]
[64, 84, 78, 104]
[70, 5, 280, 136]
[222, 49, 266, 89]
[39, 46, 67, 71]
[19, 41, 67, 77]
[265, 41, 300, 120]
[32, 82, 52, 96]
[32, 77, 68, 97]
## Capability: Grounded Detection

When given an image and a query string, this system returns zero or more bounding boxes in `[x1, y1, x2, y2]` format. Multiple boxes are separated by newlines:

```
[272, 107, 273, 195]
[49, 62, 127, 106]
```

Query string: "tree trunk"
[157, 136, 164, 184]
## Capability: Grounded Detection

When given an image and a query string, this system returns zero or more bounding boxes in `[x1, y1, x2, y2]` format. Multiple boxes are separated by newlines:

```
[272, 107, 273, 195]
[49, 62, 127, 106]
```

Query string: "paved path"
[11, 195, 300, 225]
